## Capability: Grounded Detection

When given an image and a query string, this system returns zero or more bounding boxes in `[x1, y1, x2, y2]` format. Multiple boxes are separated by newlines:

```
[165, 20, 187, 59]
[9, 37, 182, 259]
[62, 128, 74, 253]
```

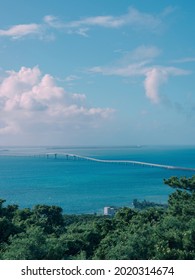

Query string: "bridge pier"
[41, 152, 195, 172]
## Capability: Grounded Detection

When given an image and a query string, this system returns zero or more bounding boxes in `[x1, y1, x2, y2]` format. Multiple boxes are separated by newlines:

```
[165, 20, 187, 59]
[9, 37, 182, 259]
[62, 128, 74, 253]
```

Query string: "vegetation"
[132, 198, 167, 210]
[0, 175, 195, 260]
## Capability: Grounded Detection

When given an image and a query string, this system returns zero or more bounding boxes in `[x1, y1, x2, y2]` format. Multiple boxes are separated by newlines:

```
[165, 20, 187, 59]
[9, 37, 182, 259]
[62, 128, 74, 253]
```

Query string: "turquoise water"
[0, 146, 194, 214]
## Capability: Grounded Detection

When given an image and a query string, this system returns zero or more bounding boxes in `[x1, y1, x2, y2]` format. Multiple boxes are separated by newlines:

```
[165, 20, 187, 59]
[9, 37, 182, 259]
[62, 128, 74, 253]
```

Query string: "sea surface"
[0, 146, 194, 214]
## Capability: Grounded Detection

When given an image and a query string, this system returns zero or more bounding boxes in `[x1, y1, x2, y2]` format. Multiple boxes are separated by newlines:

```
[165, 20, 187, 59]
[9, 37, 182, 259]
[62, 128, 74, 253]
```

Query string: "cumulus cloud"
[143, 66, 189, 103]
[144, 68, 167, 103]
[145, 66, 190, 103]
[0, 66, 114, 136]
[89, 46, 190, 103]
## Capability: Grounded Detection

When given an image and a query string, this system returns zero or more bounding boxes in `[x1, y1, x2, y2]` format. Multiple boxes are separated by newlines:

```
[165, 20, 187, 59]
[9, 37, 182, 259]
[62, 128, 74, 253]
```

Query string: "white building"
[103, 206, 116, 216]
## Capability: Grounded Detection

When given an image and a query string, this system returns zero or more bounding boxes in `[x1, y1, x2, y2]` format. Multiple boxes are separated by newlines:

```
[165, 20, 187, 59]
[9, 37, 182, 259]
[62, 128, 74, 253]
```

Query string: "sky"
[0, 0, 194, 146]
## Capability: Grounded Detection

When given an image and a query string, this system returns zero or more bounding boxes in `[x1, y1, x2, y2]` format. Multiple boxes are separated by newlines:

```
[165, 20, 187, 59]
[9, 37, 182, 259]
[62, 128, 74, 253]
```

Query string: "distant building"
[103, 206, 117, 216]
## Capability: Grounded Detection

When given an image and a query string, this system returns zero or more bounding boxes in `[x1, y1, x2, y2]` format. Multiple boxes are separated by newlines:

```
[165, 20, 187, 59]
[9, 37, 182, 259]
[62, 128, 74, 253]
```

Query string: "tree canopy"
[164, 175, 195, 192]
[0, 175, 195, 260]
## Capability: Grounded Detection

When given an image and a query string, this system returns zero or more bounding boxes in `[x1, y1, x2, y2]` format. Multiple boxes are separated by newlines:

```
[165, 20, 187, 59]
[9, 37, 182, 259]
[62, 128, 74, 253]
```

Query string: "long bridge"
[44, 153, 195, 172]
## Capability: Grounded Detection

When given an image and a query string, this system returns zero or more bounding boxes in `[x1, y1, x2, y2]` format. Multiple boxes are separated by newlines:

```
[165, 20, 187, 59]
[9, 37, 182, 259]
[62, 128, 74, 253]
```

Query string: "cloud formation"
[144, 68, 167, 103]
[89, 46, 190, 103]
[0, 7, 169, 39]
[0, 24, 41, 39]
[64, 7, 161, 30]
[0, 66, 114, 136]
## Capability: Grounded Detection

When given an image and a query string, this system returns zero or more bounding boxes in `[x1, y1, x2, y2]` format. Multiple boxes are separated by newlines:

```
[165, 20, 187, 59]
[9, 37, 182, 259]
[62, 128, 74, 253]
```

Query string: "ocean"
[0, 146, 194, 214]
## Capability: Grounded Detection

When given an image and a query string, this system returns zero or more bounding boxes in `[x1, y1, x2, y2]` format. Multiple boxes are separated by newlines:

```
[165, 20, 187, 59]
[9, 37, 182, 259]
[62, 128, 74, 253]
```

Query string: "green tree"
[32, 205, 64, 234]
[164, 176, 195, 192]
[0, 217, 18, 243]
[2, 226, 47, 260]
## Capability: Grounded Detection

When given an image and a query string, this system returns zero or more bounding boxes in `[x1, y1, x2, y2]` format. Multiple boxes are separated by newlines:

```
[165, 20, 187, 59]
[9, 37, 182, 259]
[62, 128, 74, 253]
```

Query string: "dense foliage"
[0, 175, 195, 260]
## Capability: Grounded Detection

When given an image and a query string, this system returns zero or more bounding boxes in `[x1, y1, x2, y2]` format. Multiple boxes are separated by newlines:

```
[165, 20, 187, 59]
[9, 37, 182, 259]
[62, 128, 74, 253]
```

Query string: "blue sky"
[0, 0, 194, 145]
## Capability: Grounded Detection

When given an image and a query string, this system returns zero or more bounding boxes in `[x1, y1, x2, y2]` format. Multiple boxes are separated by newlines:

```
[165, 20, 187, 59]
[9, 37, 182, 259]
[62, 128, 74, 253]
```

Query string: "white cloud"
[0, 24, 41, 39]
[65, 7, 162, 32]
[0, 66, 114, 136]
[89, 45, 161, 76]
[89, 46, 190, 103]
[144, 66, 189, 103]
[127, 45, 161, 61]
[65, 75, 80, 82]
[43, 15, 58, 25]
[90, 61, 147, 77]
[144, 68, 167, 103]
[142, 66, 187, 103]
[0, 7, 172, 39]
